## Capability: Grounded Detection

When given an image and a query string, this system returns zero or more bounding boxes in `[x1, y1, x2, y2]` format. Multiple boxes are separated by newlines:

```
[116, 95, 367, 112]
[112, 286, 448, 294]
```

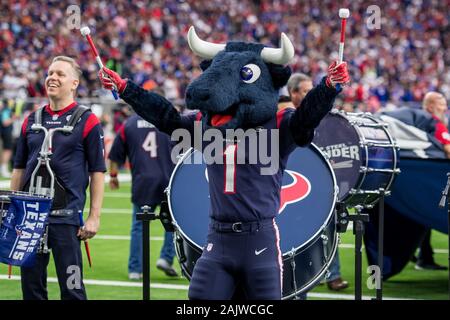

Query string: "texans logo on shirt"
[203, 168, 312, 214]
[278, 170, 311, 214]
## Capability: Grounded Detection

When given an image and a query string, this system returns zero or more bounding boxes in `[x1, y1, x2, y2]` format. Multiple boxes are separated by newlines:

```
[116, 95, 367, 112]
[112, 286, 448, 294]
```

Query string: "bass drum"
[313, 110, 399, 207]
[167, 144, 338, 299]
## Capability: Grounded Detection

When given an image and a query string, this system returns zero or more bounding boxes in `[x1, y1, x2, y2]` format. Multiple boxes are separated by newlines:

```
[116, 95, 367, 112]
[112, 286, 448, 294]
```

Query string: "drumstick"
[336, 8, 350, 91]
[78, 212, 93, 268]
[80, 26, 119, 100]
[84, 241, 92, 268]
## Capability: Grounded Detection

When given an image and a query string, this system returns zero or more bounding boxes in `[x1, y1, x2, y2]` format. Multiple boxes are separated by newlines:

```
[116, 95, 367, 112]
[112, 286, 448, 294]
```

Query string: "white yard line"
[0, 176, 132, 189]
[94, 235, 163, 241]
[338, 243, 448, 254]
[99, 208, 131, 214]
[95, 192, 131, 198]
[91, 235, 449, 253]
[104, 174, 132, 183]
[306, 292, 414, 300]
[0, 275, 414, 300]
[0, 275, 188, 290]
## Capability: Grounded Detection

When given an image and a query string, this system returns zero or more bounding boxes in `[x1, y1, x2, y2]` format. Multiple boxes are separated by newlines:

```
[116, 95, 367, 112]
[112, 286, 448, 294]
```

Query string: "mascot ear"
[267, 64, 292, 89]
[200, 60, 212, 71]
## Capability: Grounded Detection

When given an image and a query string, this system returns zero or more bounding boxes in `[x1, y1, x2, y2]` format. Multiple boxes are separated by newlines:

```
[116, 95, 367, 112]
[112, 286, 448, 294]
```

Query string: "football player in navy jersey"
[109, 113, 178, 279]
[11, 56, 106, 300]
[99, 28, 350, 300]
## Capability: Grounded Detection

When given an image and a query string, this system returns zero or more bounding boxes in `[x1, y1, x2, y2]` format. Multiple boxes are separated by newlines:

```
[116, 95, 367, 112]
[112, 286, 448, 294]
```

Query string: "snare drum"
[167, 144, 338, 299]
[313, 110, 400, 207]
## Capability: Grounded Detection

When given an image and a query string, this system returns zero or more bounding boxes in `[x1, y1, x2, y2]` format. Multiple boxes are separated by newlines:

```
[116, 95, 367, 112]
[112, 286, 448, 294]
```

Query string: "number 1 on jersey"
[224, 144, 237, 193]
[142, 131, 158, 158]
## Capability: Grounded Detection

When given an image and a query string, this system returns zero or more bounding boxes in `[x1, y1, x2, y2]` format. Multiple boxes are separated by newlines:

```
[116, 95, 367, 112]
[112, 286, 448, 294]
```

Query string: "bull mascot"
[99, 27, 350, 300]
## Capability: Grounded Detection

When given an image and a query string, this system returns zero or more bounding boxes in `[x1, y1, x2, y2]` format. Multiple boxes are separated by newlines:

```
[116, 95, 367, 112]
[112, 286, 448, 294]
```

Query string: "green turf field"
[0, 181, 448, 300]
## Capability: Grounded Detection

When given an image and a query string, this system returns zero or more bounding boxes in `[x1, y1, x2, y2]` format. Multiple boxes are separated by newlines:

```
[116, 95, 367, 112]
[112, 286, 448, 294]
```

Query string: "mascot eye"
[240, 64, 261, 83]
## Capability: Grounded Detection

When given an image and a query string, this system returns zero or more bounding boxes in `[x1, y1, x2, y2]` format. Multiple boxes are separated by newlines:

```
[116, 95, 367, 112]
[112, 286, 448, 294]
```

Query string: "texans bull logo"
[204, 168, 311, 213]
[278, 170, 311, 214]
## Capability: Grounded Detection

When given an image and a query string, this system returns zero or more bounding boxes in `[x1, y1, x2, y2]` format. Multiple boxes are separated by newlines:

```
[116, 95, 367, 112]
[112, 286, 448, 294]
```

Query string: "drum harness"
[27, 105, 90, 254]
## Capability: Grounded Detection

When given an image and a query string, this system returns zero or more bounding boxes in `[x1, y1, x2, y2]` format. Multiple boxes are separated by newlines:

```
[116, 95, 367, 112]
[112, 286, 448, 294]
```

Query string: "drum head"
[313, 112, 363, 200]
[169, 151, 210, 250]
[168, 144, 337, 253]
[277, 144, 336, 252]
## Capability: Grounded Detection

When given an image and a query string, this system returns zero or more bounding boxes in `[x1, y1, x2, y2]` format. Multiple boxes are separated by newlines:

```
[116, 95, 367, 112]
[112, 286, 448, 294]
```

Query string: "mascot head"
[185, 27, 294, 130]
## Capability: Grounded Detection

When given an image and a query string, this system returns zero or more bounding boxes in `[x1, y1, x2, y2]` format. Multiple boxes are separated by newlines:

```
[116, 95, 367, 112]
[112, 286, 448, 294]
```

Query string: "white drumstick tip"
[339, 8, 350, 19]
[80, 26, 91, 36]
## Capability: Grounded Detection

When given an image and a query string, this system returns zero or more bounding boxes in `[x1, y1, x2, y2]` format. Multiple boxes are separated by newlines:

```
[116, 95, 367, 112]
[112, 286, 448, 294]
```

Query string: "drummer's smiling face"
[45, 61, 79, 101]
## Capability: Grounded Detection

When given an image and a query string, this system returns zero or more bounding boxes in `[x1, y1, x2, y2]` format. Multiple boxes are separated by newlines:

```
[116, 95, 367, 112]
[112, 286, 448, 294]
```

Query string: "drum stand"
[346, 189, 388, 301]
[438, 173, 450, 301]
[137, 205, 158, 301]
[375, 189, 387, 301]
[137, 202, 174, 301]
[348, 206, 370, 300]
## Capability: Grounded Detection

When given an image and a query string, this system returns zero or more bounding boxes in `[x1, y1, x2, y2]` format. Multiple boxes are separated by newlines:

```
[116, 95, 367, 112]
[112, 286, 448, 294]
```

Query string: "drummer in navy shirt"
[109, 113, 178, 279]
[11, 56, 106, 300]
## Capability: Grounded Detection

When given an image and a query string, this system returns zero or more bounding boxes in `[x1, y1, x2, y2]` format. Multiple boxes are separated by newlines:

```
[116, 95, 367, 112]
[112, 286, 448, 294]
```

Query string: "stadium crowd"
[0, 0, 448, 106]
[0, 0, 448, 176]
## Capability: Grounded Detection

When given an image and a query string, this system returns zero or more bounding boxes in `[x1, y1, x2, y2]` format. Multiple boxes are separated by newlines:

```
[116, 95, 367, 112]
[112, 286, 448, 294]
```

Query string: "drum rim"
[367, 113, 399, 197]
[351, 112, 398, 205]
[167, 148, 206, 252]
[325, 111, 399, 206]
[167, 144, 339, 255]
[282, 231, 339, 300]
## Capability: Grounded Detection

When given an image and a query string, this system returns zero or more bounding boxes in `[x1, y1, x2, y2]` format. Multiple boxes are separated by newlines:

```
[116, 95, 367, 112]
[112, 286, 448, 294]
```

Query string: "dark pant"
[20, 224, 87, 300]
[418, 229, 434, 263]
[188, 220, 282, 300]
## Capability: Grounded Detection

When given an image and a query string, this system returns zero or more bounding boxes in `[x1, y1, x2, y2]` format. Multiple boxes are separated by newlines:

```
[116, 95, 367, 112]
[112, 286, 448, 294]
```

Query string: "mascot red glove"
[325, 61, 350, 89]
[98, 67, 127, 94]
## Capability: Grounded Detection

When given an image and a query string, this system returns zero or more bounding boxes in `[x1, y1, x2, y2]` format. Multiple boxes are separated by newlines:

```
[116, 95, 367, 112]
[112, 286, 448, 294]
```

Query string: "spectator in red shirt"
[423, 92, 450, 158]
[413, 91, 449, 271]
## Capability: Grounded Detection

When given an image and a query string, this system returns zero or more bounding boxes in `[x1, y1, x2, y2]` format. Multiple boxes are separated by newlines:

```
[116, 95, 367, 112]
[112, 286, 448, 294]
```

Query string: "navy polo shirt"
[14, 102, 106, 226]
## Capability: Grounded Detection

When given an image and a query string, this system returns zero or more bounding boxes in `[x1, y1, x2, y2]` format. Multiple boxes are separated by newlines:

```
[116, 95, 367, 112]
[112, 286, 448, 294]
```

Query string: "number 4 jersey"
[108, 114, 175, 207]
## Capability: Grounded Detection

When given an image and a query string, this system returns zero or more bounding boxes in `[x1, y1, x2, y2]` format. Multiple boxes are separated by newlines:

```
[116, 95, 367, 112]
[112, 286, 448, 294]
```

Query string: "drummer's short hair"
[422, 92, 445, 109]
[287, 73, 312, 94]
[51, 56, 82, 80]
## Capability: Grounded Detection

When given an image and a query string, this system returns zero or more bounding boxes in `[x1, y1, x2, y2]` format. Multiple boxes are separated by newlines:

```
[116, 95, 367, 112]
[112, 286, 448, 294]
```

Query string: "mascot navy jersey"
[194, 107, 299, 222]
[108, 114, 175, 206]
[14, 102, 106, 226]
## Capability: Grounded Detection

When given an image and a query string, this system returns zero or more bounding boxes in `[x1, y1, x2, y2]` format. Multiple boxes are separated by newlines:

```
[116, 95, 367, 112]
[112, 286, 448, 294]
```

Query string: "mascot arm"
[289, 77, 339, 146]
[120, 81, 193, 135]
